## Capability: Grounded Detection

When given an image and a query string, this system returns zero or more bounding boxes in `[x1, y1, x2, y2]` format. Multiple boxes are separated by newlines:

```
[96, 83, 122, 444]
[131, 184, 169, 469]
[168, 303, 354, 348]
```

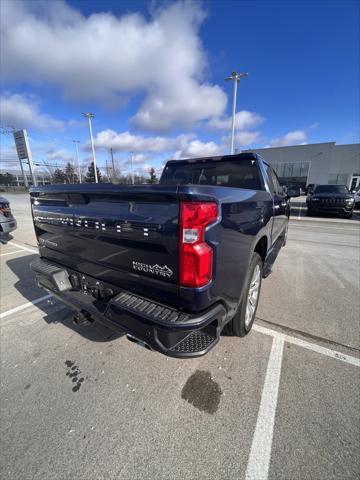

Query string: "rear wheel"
[307, 207, 314, 216]
[225, 253, 263, 337]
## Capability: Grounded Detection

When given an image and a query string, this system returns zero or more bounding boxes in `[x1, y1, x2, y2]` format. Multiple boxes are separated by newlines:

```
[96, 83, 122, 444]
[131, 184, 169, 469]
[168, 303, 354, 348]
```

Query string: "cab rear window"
[160, 159, 262, 190]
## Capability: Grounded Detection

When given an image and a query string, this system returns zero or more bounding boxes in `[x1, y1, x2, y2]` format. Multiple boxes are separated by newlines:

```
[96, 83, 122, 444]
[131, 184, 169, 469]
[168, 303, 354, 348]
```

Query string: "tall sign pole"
[19, 157, 28, 189]
[23, 129, 36, 186]
[1, 126, 29, 188]
[13, 129, 36, 187]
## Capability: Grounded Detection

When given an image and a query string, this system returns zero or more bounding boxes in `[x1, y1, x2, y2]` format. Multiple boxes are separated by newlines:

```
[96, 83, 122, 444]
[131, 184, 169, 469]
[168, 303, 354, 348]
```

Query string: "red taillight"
[179, 202, 218, 288]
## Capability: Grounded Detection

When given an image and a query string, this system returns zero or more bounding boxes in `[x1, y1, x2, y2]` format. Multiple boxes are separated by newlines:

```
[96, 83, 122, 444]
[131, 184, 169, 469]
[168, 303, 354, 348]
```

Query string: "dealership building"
[244, 142, 360, 190]
[1, 141, 360, 191]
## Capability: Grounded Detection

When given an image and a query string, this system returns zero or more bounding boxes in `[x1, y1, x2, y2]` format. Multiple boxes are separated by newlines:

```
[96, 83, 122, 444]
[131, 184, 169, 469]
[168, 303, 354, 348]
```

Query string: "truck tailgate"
[31, 186, 180, 305]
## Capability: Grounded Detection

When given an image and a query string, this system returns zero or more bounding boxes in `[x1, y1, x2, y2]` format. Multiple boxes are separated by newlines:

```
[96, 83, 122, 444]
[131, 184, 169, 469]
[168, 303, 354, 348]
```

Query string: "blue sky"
[0, 0, 359, 177]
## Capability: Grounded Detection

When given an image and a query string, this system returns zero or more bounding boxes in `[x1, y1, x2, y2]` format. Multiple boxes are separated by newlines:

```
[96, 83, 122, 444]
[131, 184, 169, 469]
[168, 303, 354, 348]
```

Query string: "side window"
[271, 169, 283, 195]
[264, 163, 276, 195]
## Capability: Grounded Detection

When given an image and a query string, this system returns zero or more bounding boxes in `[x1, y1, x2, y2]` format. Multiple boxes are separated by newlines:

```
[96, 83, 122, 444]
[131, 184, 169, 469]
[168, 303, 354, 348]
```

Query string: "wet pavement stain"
[181, 370, 222, 414]
[64, 360, 84, 392]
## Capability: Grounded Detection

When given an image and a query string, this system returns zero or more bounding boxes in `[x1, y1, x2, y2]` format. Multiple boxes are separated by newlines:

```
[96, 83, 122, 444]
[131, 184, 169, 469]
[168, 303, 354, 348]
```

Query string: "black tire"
[307, 207, 313, 216]
[225, 252, 263, 337]
[343, 212, 353, 219]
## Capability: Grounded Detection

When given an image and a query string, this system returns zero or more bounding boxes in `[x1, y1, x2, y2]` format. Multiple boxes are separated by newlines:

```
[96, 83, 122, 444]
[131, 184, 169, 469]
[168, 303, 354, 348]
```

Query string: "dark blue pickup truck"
[30, 153, 299, 358]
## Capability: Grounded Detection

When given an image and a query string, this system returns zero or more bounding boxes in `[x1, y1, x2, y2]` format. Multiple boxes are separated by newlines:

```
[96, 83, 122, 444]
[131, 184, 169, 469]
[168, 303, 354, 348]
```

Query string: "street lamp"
[73, 140, 81, 183]
[82, 113, 98, 183]
[130, 151, 134, 185]
[225, 71, 248, 155]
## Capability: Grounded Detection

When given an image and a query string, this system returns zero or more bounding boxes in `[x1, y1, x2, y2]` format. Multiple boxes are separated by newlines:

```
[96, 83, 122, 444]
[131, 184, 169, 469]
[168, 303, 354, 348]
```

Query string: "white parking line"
[253, 324, 360, 367]
[0, 249, 25, 257]
[8, 241, 38, 254]
[0, 294, 52, 319]
[245, 336, 284, 480]
[290, 222, 359, 230]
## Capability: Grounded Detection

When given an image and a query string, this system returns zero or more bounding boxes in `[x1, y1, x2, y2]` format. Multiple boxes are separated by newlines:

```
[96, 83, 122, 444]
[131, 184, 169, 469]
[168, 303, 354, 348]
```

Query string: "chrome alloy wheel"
[245, 264, 261, 328]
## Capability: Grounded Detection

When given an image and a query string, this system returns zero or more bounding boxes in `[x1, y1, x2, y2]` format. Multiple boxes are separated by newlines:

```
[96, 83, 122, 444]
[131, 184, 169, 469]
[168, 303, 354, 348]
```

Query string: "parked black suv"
[307, 185, 355, 218]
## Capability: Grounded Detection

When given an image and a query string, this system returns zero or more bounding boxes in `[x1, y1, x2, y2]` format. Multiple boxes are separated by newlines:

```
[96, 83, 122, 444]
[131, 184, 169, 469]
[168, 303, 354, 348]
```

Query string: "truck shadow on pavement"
[0, 233, 14, 244]
[6, 254, 124, 343]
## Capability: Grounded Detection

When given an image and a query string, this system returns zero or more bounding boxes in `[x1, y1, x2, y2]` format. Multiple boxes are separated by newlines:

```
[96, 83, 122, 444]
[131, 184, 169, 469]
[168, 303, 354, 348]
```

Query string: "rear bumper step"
[30, 257, 227, 358]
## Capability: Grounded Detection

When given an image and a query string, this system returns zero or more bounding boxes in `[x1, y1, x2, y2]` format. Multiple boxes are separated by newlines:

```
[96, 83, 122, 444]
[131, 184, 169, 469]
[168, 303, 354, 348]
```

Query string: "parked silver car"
[352, 186, 360, 209]
[0, 196, 17, 235]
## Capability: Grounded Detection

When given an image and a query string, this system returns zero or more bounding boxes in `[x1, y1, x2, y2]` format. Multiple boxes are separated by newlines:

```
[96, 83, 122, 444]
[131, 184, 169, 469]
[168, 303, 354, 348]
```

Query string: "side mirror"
[287, 186, 301, 198]
[282, 185, 288, 195]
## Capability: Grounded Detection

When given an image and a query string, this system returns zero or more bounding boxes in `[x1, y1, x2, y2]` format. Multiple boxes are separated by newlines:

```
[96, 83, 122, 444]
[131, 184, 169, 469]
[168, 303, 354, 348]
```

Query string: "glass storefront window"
[300, 161, 310, 176]
[271, 161, 311, 188]
[328, 173, 349, 185]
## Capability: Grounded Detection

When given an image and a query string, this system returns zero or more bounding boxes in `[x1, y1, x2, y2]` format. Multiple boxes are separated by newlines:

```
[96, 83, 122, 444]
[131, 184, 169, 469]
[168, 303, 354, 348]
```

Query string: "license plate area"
[68, 271, 120, 302]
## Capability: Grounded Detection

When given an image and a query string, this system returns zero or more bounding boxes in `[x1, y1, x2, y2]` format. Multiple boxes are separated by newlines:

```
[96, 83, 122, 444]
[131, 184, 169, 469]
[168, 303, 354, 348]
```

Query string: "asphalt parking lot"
[1, 193, 359, 480]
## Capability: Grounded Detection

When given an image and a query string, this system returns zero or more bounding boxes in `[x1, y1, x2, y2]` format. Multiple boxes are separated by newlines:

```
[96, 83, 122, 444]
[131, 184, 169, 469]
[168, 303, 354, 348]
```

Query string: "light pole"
[73, 140, 81, 183]
[110, 147, 116, 181]
[82, 113, 98, 183]
[130, 151, 134, 185]
[225, 71, 248, 155]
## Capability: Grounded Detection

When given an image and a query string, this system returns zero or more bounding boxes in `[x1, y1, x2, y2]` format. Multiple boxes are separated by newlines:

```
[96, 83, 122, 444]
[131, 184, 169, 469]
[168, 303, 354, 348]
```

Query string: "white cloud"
[0, 92, 64, 131]
[208, 111, 264, 131]
[91, 126, 261, 163]
[137, 163, 153, 174]
[234, 131, 261, 146]
[217, 131, 261, 153]
[67, 119, 86, 129]
[1, 1, 227, 131]
[92, 129, 194, 154]
[173, 129, 261, 159]
[130, 154, 147, 164]
[123, 153, 149, 166]
[92, 128, 227, 162]
[133, 81, 226, 132]
[46, 148, 74, 163]
[173, 139, 224, 159]
[269, 130, 307, 147]
[0, 145, 18, 170]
